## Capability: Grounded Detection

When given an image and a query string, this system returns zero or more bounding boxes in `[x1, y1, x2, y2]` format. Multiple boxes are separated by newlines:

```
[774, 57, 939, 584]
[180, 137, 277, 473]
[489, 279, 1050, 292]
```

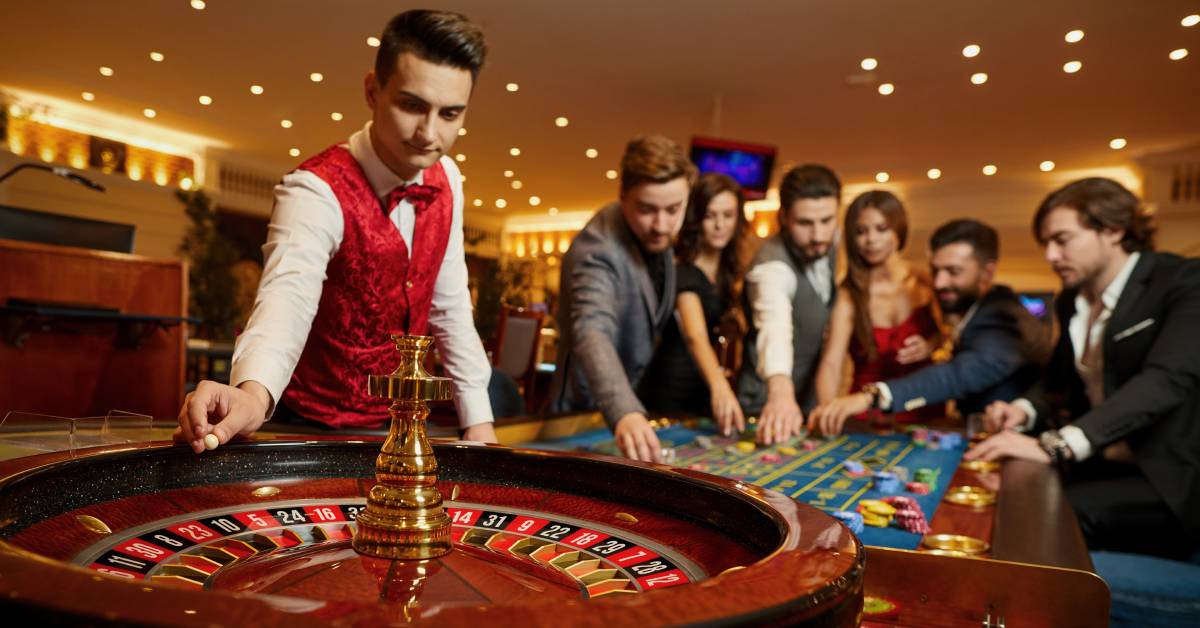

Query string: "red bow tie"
[385, 183, 440, 215]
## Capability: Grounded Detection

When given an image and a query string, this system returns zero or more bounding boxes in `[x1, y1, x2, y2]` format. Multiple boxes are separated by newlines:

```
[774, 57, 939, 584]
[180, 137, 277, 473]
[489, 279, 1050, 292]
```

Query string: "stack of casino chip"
[913, 467, 937, 487]
[883, 495, 931, 534]
[856, 499, 896, 527]
[872, 470, 901, 494]
[832, 510, 865, 535]
[905, 481, 931, 495]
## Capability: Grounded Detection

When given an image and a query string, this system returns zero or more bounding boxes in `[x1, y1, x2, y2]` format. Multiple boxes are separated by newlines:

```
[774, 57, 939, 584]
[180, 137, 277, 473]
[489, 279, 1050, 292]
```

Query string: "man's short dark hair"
[375, 10, 487, 85]
[619, 135, 698, 195]
[1033, 177, 1156, 252]
[931, 219, 1000, 263]
[778, 164, 841, 216]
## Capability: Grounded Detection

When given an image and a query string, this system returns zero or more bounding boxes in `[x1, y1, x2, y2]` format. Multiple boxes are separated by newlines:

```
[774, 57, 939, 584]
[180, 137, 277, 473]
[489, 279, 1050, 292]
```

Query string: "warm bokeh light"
[1065, 30, 1084, 43]
[330, 112, 343, 121]
[529, 196, 541, 206]
[927, 168, 942, 180]
[289, 148, 300, 157]
[1063, 61, 1082, 74]
[982, 164, 998, 176]
[81, 92, 95, 101]
[496, 198, 508, 209]
[1169, 48, 1189, 61]
[970, 72, 988, 85]
[473, 199, 483, 207]
[143, 108, 156, 118]
[962, 44, 981, 58]
[457, 127, 467, 136]
[504, 170, 514, 178]
[198, 95, 212, 105]
[1109, 138, 1127, 150]
[455, 153, 466, 162]
[190, 0, 206, 9]
[511, 180, 523, 189]
[555, 117, 569, 127]
[605, 170, 618, 180]
[860, 58, 878, 71]
[367, 36, 380, 47]
[878, 83, 895, 95]
[99, 66, 114, 77]
[510, 147, 521, 156]
[250, 84, 264, 95]
[309, 72, 324, 82]
[280, 119, 293, 129]
[1182, 14, 1199, 28]
[1040, 160, 1056, 172]
[875, 172, 890, 183]
[506, 83, 519, 92]
[585, 148, 598, 158]
[149, 51, 165, 62]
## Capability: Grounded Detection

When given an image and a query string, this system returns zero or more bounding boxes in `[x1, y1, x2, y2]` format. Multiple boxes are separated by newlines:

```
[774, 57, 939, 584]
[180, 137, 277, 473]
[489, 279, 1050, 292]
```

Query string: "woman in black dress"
[640, 173, 749, 434]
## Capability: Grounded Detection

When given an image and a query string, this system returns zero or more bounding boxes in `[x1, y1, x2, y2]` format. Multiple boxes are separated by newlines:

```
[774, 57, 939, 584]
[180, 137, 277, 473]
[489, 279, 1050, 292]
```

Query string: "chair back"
[493, 306, 544, 381]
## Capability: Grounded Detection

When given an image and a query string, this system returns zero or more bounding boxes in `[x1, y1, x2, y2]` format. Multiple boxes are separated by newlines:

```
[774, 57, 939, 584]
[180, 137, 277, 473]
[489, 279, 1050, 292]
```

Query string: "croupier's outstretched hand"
[175, 380, 271, 453]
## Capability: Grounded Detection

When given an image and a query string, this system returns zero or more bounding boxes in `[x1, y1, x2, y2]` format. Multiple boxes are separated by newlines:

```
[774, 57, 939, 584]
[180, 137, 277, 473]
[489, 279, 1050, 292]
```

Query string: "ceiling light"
[505, 83, 519, 92]
[509, 147, 521, 156]
[927, 168, 942, 180]
[460, 175, 466, 183]
[179, 177, 194, 191]
[962, 44, 981, 58]
[875, 172, 890, 183]
[143, 108, 156, 118]
[877, 82, 895, 95]
[81, 91, 95, 102]
[250, 84, 264, 95]
[982, 164, 997, 176]
[860, 57, 878, 71]
[455, 153, 466, 162]
[330, 111, 343, 121]
[458, 127, 467, 136]
[970, 72, 988, 85]
[1109, 137, 1127, 150]
[149, 52, 165, 62]
[1065, 30, 1085, 43]
[289, 148, 300, 157]
[190, 0, 205, 9]
[605, 170, 618, 180]
[1169, 48, 1189, 61]
[529, 196, 541, 206]
[99, 66, 114, 77]
[198, 95, 212, 105]
[1182, 14, 1199, 28]
[549, 207, 559, 215]
[367, 36, 380, 47]
[496, 199, 508, 209]
[512, 180, 523, 189]
[1063, 60, 1082, 73]
[555, 116, 569, 127]
[585, 148, 598, 158]
[309, 72, 323, 82]
[472, 199, 483, 207]
[280, 119, 293, 129]
[503, 170, 514, 178]
[1040, 160, 1056, 172]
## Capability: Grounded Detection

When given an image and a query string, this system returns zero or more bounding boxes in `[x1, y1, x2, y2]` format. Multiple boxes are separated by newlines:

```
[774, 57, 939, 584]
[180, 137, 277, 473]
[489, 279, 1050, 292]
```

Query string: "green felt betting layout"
[529, 420, 966, 550]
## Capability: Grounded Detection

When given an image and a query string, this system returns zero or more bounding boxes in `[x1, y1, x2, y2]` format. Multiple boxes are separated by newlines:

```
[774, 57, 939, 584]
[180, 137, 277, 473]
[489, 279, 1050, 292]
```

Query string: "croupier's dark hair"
[778, 164, 841, 220]
[931, 219, 1000, 263]
[1033, 177, 1156, 252]
[375, 10, 487, 85]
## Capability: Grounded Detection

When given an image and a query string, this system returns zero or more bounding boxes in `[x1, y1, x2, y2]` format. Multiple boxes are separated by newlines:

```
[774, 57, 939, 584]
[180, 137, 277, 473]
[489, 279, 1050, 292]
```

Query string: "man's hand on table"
[175, 380, 271, 453]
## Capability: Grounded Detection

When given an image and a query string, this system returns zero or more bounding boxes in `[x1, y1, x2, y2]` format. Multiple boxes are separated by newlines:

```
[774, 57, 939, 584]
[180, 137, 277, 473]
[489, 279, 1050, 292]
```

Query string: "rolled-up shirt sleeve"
[746, 261, 799, 380]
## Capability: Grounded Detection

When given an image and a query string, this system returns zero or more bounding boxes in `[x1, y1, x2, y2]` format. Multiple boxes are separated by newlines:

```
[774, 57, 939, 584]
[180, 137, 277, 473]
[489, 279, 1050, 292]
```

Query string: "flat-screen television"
[0, 205, 135, 253]
[689, 136, 776, 200]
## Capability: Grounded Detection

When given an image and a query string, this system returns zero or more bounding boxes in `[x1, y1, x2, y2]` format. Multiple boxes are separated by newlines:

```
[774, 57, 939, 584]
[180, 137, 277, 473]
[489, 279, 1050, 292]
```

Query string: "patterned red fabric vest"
[282, 145, 453, 428]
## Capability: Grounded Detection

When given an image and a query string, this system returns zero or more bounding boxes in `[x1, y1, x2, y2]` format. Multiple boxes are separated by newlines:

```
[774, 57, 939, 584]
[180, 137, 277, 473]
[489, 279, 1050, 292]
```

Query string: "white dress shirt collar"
[348, 121, 422, 199]
[1074, 251, 1141, 316]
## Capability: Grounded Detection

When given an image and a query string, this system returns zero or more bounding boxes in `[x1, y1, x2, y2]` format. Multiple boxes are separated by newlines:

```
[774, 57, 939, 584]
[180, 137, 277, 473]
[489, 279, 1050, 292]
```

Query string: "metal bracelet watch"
[1037, 429, 1073, 465]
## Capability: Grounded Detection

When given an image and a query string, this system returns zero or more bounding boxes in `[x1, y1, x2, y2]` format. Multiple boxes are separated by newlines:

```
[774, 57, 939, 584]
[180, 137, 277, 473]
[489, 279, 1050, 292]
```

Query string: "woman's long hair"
[676, 172, 749, 311]
[842, 190, 909, 362]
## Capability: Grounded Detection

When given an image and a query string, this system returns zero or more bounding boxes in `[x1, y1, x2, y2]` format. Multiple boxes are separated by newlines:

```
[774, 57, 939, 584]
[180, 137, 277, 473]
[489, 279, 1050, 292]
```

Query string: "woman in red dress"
[812, 190, 942, 431]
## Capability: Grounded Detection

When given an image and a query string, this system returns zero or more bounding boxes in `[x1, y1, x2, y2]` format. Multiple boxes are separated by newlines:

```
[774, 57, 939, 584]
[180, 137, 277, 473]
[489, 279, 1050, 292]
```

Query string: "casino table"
[0, 417, 1109, 626]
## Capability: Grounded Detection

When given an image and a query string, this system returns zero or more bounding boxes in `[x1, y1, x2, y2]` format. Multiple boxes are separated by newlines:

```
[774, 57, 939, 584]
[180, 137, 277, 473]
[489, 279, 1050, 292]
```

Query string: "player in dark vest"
[176, 10, 497, 451]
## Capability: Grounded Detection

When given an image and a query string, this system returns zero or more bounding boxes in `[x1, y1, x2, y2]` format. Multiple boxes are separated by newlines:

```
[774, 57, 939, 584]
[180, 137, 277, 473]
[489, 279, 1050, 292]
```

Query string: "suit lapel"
[1103, 252, 1155, 393]
[616, 213, 661, 323]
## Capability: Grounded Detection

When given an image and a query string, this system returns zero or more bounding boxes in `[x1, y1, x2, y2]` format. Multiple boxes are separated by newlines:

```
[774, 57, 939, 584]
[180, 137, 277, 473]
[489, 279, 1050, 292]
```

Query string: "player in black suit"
[969, 178, 1200, 560]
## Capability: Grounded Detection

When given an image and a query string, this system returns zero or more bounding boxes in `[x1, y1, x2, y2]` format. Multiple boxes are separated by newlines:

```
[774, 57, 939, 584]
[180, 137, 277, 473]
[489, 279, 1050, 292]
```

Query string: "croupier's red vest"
[281, 146, 453, 428]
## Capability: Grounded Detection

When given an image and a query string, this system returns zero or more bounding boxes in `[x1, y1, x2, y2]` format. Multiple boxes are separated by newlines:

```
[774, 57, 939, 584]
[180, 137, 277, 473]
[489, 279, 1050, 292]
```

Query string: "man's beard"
[938, 290, 979, 315]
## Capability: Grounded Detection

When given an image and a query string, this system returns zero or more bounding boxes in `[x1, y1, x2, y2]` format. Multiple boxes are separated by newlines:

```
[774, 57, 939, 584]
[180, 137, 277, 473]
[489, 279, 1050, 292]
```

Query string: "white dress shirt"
[745, 255, 833, 379]
[230, 121, 494, 428]
[1014, 252, 1141, 460]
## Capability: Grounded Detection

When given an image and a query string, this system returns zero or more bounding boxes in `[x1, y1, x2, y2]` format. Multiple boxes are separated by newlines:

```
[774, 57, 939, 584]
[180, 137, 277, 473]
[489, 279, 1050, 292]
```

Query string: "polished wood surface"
[0, 439, 865, 626]
[0, 238, 186, 421]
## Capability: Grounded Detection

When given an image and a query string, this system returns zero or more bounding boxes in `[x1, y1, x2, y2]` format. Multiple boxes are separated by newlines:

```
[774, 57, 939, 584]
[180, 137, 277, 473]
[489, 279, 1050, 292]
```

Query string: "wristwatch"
[860, 383, 882, 410]
[1038, 429, 1073, 466]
